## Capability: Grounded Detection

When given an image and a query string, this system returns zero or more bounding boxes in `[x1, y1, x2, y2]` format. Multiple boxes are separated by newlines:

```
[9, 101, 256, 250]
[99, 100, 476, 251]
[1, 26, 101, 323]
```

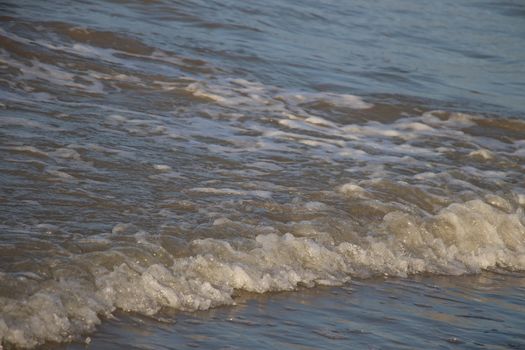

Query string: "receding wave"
[1, 25, 525, 347]
[1, 79, 525, 348]
[1, 197, 524, 347]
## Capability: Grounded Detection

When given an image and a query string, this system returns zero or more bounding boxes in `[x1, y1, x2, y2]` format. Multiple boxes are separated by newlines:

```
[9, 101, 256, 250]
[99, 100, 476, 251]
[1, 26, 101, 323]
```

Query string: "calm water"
[1, 0, 524, 349]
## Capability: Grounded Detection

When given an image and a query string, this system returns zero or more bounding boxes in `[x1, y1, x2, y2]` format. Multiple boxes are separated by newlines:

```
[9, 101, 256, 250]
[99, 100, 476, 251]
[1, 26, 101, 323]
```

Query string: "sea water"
[0, 0, 524, 348]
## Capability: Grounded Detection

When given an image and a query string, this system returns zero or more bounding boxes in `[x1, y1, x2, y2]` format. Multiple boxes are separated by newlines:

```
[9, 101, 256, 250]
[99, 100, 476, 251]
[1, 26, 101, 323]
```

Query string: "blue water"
[2, 0, 525, 115]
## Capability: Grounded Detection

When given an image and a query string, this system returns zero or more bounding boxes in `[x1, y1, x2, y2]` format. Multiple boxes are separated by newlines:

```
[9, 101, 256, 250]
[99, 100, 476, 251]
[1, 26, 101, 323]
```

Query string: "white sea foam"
[188, 187, 273, 199]
[5, 58, 105, 94]
[153, 164, 172, 171]
[276, 91, 373, 109]
[1, 198, 524, 348]
[45, 168, 75, 180]
[2, 71, 525, 348]
[0, 117, 59, 131]
[468, 149, 494, 160]
[50, 148, 81, 160]
[185, 79, 373, 112]
[338, 183, 368, 198]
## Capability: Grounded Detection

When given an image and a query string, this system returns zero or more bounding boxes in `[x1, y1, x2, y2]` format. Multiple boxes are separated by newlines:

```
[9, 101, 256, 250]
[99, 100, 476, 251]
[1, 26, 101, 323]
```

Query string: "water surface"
[0, 0, 524, 348]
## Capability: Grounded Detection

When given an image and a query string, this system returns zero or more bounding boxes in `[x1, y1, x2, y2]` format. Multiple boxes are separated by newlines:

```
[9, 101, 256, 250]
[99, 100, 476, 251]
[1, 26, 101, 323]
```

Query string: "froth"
[1, 197, 524, 348]
[185, 78, 373, 112]
[2, 73, 525, 348]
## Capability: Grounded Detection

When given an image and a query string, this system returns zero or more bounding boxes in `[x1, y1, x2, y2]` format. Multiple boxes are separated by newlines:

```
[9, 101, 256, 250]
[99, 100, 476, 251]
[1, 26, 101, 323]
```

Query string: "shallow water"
[1, 0, 524, 348]
[51, 272, 525, 350]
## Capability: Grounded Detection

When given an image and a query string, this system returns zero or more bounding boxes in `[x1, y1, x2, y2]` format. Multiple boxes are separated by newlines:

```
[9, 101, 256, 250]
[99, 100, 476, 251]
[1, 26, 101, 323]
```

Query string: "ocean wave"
[1, 69, 525, 349]
[1, 194, 524, 348]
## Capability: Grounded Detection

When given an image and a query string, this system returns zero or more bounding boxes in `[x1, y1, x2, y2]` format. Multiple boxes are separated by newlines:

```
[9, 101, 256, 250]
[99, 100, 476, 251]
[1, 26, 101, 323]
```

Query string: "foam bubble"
[338, 183, 367, 198]
[2, 69, 525, 348]
[468, 149, 493, 160]
[153, 164, 172, 171]
[277, 92, 373, 109]
[185, 79, 373, 113]
[45, 168, 75, 180]
[305, 116, 337, 127]
[1, 196, 525, 348]
[189, 187, 272, 198]
[50, 148, 81, 160]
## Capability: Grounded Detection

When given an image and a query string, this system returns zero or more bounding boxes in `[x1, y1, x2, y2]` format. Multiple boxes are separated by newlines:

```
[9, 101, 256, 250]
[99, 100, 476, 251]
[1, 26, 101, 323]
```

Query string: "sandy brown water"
[1, 0, 524, 349]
